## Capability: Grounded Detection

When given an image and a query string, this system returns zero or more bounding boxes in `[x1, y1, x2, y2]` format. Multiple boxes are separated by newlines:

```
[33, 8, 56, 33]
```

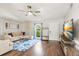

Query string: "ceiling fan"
[18, 5, 40, 16]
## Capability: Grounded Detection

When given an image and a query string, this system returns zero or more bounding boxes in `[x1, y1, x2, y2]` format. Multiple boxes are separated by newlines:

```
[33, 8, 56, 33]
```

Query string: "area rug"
[13, 39, 39, 51]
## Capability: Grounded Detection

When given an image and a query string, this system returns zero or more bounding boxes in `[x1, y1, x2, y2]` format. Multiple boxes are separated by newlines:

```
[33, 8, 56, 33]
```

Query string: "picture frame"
[5, 22, 19, 29]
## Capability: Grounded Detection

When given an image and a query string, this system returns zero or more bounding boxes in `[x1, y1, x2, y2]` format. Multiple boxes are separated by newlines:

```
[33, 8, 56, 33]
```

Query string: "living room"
[0, 3, 79, 56]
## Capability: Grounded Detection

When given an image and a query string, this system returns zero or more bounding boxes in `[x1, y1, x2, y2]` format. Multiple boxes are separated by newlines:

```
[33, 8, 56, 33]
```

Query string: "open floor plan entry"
[0, 3, 79, 56]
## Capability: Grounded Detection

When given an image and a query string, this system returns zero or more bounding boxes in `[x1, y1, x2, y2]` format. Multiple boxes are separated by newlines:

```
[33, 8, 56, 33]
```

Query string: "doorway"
[34, 23, 42, 40]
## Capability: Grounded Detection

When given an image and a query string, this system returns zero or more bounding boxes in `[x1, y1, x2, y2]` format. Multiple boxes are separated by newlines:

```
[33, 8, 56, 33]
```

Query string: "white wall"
[0, 18, 31, 36]
[32, 18, 64, 40]
[0, 16, 64, 41]
[21, 21, 33, 35]
[33, 19, 64, 40]
[0, 19, 20, 35]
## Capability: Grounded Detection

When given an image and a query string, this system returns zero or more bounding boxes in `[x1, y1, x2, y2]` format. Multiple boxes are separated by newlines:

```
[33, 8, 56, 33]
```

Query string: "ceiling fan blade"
[18, 5, 40, 17]
[18, 10, 26, 12]
[30, 11, 40, 13]
[32, 13, 37, 16]
[34, 11, 40, 13]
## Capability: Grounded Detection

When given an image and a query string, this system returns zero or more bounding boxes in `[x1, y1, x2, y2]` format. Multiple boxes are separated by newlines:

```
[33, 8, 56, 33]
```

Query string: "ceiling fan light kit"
[19, 5, 40, 16]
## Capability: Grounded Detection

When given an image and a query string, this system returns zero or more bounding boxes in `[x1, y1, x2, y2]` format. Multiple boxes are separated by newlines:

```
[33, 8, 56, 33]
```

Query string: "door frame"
[33, 23, 43, 40]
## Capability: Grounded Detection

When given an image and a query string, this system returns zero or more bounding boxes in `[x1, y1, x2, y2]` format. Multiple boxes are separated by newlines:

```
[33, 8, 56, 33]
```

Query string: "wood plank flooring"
[2, 40, 79, 56]
[65, 46, 79, 56]
[2, 40, 64, 56]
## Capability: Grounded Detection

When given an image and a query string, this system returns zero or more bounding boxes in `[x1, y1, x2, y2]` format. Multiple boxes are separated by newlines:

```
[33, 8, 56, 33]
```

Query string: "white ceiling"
[0, 3, 71, 21]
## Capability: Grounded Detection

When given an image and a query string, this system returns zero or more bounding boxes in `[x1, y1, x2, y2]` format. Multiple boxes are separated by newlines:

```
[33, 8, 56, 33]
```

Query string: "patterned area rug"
[13, 39, 39, 51]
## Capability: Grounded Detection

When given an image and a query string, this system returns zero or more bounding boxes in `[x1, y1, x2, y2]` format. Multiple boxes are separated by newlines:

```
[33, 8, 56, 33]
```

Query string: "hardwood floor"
[2, 40, 79, 56]
[2, 40, 64, 56]
[65, 46, 79, 56]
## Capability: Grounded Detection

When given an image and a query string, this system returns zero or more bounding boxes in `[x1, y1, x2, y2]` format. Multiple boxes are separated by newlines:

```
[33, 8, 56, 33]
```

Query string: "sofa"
[0, 32, 32, 55]
[5, 32, 32, 42]
[0, 39, 13, 55]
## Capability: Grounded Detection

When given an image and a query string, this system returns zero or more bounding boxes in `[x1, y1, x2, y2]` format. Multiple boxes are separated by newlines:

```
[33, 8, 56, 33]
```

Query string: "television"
[63, 19, 74, 40]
